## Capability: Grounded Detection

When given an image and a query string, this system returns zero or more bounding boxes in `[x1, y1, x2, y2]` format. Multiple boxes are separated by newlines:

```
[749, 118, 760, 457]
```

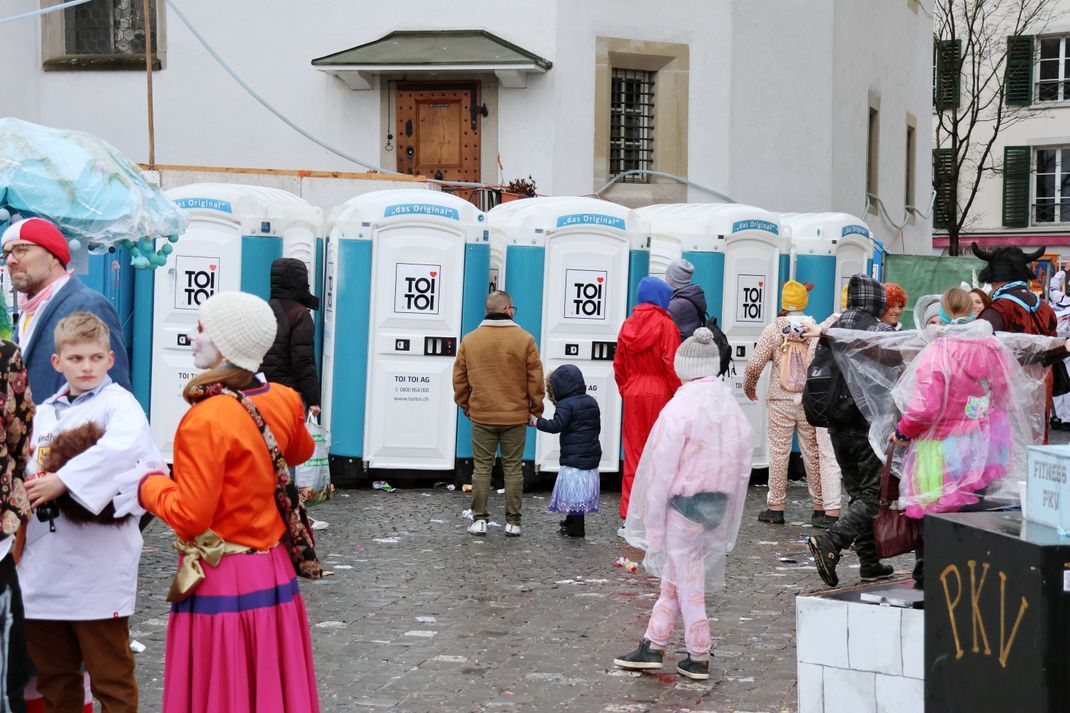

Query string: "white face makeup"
[190, 323, 224, 370]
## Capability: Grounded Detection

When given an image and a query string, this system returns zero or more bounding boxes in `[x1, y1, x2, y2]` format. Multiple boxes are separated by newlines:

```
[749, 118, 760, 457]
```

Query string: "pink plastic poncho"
[622, 376, 753, 591]
[827, 321, 1056, 512]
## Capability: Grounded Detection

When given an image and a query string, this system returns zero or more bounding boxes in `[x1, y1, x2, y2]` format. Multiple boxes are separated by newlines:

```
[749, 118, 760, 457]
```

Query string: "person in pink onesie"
[613, 326, 752, 681]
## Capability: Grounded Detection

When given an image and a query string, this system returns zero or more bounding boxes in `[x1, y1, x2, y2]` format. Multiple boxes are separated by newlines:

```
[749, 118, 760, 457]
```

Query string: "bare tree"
[933, 0, 1057, 255]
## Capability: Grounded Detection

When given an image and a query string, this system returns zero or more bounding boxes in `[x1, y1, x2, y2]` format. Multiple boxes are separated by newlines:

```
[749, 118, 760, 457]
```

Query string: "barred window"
[64, 0, 157, 55]
[609, 69, 655, 183]
[1037, 36, 1070, 103]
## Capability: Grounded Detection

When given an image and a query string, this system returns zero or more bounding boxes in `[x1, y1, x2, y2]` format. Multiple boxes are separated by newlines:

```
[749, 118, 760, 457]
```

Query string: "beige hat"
[199, 291, 278, 372]
[674, 327, 722, 381]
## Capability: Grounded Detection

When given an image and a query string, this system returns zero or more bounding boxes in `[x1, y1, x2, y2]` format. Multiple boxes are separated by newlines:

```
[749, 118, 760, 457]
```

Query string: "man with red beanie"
[1, 218, 130, 403]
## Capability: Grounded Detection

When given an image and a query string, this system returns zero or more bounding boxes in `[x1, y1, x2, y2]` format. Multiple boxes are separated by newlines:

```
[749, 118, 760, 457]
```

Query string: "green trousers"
[471, 422, 527, 525]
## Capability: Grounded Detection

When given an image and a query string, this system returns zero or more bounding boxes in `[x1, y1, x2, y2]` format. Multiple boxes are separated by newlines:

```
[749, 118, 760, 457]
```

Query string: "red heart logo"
[758, 281, 763, 287]
[430, 271, 438, 277]
[596, 277, 604, 283]
[209, 265, 217, 271]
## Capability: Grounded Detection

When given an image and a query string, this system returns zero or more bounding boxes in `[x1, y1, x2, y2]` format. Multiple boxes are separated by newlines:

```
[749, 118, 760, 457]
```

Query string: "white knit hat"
[199, 291, 278, 372]
[674, 327, 722, 381]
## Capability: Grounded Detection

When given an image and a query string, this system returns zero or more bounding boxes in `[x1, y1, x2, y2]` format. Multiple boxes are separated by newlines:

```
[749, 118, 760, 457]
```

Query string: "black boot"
[564, 514, 585, 538]
[758, 509, 785, 524]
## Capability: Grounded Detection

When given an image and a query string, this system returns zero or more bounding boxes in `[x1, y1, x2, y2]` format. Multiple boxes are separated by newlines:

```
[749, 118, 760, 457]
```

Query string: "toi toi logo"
[737, 274, 765, 323]
[565, 269, 607, 320]
[395, 263, 441, 314]
[175, 257, 219, 310]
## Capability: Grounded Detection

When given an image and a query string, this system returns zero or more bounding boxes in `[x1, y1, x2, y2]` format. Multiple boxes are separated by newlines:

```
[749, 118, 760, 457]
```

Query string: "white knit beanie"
[674, 327, 721, 381]
[199, 291, 278, 372]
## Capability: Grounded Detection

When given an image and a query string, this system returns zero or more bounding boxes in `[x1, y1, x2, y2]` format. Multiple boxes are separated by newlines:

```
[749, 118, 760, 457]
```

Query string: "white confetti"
[404, 630, 436, 638]
[373, 538, 400, 544]
[315, 621, 347, 629]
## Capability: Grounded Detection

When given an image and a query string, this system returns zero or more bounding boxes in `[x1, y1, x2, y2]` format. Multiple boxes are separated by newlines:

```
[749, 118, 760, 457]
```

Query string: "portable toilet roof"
[328, 188, 485, 234]
[780, 212, 873, 253]
[486, 196, 646, 247]
[167, 183, 322, 232]
[637, 202, 785, 248]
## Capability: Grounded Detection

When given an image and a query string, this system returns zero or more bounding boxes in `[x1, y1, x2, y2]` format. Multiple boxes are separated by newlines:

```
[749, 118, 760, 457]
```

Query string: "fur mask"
[38, 422, 129, 527]
[971, 243, 1045, 285]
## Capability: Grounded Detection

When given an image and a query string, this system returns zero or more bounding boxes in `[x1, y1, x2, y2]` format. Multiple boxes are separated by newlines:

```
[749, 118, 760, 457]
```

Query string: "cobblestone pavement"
[130, 479, 916, 713]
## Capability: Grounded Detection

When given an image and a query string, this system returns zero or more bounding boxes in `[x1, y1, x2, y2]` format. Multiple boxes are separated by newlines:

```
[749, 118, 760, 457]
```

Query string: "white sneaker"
[310, 518, 329, 531]
[467, 520, 487, 536]
[505, 523, 521, 537]
[617, 526, 627, 539]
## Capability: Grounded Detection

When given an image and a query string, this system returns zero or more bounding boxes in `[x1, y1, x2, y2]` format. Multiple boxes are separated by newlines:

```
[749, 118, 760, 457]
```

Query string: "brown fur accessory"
[38, 422, 130, 527]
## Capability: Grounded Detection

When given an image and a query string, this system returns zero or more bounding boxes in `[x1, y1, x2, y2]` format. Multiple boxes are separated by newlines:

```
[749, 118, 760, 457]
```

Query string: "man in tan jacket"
[453, 290, 544, 537]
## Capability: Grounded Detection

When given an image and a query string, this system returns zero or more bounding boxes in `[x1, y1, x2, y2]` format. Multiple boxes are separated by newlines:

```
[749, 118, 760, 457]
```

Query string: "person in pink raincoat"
[613, 327, 752, 681]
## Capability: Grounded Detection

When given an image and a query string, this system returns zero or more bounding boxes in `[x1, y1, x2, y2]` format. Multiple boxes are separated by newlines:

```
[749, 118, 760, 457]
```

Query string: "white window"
[609, 68, 655, 183]
[1036, 36, 1070, 102]
[1034, 146, 1070, 223]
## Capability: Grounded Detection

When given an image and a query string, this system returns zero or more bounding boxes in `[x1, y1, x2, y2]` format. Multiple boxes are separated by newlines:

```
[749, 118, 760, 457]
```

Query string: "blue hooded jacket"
[637, 276, 673, 310]
[535, 364, 602, 470]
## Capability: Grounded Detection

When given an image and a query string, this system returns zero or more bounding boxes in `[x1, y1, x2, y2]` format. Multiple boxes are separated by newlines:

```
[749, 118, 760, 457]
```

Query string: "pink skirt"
[162, 543, 319, 713]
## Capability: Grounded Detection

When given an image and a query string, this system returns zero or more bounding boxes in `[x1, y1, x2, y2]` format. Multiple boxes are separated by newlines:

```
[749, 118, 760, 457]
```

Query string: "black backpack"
[802, 330, 868, 429]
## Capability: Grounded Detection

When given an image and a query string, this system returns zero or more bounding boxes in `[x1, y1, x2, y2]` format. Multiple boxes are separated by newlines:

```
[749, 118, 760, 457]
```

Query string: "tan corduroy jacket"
[452, 318, 545, 426]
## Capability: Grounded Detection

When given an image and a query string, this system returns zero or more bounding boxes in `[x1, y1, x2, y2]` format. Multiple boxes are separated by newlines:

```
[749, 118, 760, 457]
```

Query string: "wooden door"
[395, 83, 481, 183]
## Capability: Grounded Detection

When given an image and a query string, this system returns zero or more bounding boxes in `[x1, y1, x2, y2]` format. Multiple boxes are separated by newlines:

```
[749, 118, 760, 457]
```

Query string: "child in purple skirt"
[530, 365, 601, 537]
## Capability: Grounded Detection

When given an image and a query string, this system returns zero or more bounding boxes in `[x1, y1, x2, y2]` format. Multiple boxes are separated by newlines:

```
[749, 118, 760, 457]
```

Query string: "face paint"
[190, 329, 223, 369]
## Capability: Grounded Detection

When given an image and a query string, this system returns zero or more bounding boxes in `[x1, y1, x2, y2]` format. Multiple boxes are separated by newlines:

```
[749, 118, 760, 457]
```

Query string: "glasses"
[0, 244, 43, 265]
[508, 305, 518, 314]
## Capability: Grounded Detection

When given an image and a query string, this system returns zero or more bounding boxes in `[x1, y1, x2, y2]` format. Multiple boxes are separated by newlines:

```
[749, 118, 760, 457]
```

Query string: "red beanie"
[1, 218, 71, 266]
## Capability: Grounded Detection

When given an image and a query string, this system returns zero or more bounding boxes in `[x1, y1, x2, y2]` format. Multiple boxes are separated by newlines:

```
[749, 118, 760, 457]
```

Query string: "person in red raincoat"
[614, 276, 681, 525]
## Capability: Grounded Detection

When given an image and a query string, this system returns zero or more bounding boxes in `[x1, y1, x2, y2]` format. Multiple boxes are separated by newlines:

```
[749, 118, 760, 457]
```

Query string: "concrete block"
[876, 673, 924, 713]
[797, 596, 848, 668]
[847, 603, 902, 675]
[797, 661, 824, 713]
[900, 608, 924, 680]
[823, 667, 876, 713]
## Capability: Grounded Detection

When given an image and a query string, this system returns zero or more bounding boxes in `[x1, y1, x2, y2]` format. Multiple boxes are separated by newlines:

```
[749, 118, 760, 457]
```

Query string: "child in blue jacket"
[530, 364, 601, 537]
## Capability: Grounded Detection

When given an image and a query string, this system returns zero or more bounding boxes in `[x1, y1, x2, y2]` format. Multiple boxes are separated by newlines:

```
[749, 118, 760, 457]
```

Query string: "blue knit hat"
[637, 276, 673, 309]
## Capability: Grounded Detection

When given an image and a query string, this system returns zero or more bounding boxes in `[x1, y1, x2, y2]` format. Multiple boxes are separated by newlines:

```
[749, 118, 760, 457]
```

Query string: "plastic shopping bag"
[295, 417, 331, 505]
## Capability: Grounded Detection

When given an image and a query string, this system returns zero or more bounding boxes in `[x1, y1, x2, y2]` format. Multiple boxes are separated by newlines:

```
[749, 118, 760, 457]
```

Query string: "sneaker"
[859, 562, 895, 581]
[810, 511, 825, 528]
[676, 655, 710, 680]
[613, 639, 664, 670]
[808, 535, 840, 588]
[310, 518, 329, 531]
[467, 520, 487, 536]
[617, 525, 627, 539]
[505, 523, 521, 537]
[757, 509, 785, 524]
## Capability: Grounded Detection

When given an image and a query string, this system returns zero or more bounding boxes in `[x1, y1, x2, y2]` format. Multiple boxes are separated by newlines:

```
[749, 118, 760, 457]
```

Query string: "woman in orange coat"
[139, 292, 321, 713]
[614, 276, 681, 526]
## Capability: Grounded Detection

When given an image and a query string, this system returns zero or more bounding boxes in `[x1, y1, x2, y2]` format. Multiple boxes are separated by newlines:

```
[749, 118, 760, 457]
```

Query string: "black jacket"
[535, 365, 601, 470]
[259, 258, 321, 407]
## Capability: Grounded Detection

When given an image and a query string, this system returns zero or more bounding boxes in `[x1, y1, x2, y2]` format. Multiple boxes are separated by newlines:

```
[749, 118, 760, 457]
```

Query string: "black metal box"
[926, 511, 1070, 712]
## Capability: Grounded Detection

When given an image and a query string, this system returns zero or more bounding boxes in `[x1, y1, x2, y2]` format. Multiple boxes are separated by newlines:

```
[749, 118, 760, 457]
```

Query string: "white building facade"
[5, 0, 933, 253]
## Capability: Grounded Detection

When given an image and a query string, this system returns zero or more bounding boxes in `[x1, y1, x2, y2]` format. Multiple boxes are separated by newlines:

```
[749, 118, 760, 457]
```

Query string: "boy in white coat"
[18, 312, 162, 713]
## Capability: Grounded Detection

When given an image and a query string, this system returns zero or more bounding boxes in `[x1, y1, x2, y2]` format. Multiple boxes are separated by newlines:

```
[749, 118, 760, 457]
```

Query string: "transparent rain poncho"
[0, 118, 187, 258]
[622, 376, 752, 590]
[826, 321, 1057, 514]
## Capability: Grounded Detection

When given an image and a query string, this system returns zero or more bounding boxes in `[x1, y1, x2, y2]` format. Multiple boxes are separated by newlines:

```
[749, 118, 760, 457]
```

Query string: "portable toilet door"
[149, 184, 322, 460]
[322, 190, 487, 477]
[781, 213, 874, 323]
[710, 205, 788, 470]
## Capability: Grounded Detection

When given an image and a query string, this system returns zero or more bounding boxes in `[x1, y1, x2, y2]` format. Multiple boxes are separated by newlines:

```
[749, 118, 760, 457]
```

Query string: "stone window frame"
[40, 0, 166, 71]
[594, 37, 688, 205]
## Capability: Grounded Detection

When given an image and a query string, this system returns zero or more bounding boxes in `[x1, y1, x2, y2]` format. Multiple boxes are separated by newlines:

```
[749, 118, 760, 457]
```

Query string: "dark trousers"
[825, 429, 882, 567]
[0, 554, 28, 713]
[25, 617, 137, 713]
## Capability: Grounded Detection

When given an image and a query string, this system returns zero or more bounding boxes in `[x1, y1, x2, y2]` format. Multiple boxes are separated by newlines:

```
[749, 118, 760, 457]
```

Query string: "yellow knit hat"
[781, 280, 809, 312]
[840, 285, 849, 311]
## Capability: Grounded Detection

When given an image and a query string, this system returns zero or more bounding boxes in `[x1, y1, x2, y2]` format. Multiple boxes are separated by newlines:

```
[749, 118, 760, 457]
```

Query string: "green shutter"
[932, 148, 956, 230]
[1002, 145, 1031, 227]
[1005, 35, 1035, 106]
[934, 40, 962, 111]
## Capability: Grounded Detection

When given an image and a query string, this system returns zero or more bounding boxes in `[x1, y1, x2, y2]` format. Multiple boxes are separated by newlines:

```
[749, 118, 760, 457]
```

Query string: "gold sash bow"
[167, 530, 254, 603]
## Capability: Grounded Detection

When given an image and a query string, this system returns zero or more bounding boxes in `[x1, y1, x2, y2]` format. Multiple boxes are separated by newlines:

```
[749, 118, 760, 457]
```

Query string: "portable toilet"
[321, 190, 487, 486]
[780, 213, 875, 323]
[78, 249, 135, 364]
[486, 196, 648, 476]
[148, 183, 323, 460]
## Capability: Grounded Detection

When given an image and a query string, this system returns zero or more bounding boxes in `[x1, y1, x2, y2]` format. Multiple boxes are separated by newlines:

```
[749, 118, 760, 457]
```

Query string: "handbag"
[873, 444, 921, 559]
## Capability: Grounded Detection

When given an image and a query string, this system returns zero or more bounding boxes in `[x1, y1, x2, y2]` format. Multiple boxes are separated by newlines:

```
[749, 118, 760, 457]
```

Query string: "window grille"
[64, 0, 157, 55]
[610, 69, 655, 183]
[1033, 147, 1070, 223]
[1036, 36, 1070, 102]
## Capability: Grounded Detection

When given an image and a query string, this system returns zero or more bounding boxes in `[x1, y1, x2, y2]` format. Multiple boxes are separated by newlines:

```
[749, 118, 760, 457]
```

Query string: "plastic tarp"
[826, 322, 1058, 511]
[883, 254, 986, 329]
[0, 118, 187, 254]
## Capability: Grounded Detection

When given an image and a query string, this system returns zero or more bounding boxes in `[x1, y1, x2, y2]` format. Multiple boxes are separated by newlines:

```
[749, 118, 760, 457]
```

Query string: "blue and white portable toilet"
[486, 197, 648, 476]
[780, 213, 875, 323]
[321, 189, 487, 485]
[149, 183, 323, 460]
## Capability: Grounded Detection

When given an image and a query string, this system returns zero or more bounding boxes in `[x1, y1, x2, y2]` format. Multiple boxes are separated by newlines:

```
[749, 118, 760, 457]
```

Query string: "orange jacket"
[139, 383, 313, 551]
